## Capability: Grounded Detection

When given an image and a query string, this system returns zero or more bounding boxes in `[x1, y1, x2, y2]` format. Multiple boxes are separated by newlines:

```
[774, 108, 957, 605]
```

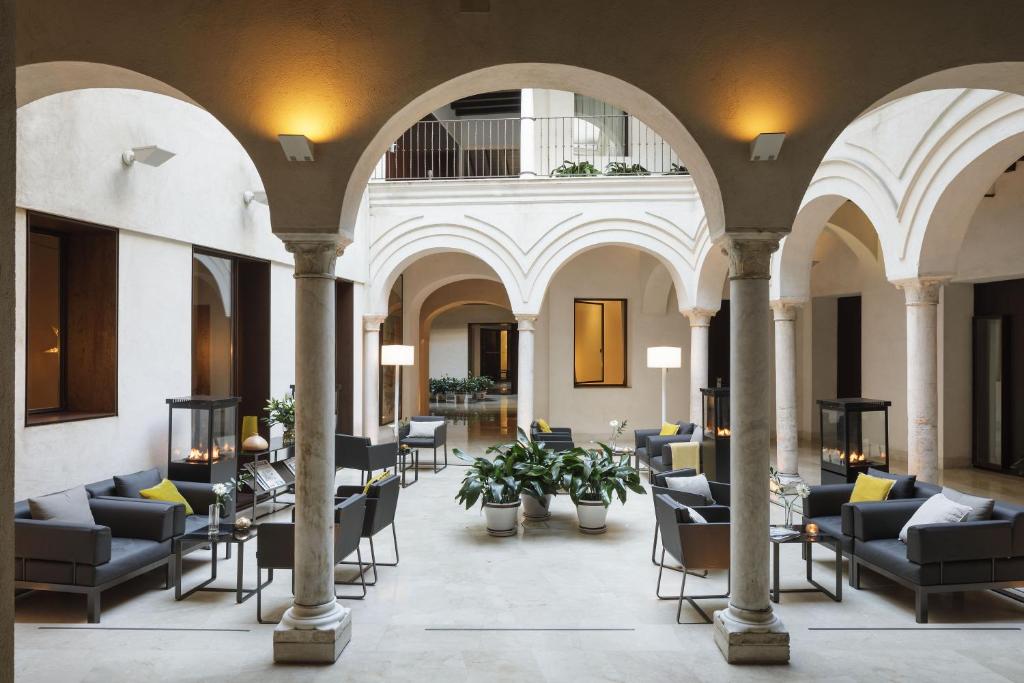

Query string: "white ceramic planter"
[521, 493, 553, 521]
[483, 501, 521, 536]
[576, 499, 609, 534]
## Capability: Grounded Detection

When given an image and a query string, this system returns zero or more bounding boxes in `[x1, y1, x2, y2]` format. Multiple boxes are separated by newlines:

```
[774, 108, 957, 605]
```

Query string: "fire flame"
[716, 427, 731, 437]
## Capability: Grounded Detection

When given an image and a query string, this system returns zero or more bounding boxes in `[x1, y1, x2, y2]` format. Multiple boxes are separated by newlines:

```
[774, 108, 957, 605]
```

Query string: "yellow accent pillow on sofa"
[659, 422, 680, 436]
[536, 419, 552, 433]
[849, 473, 895, 503]
[139, 479, 193, 515]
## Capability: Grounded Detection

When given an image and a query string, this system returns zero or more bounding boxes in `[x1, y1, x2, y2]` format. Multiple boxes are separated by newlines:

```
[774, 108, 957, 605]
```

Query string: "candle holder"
[805, 522, 819, 537]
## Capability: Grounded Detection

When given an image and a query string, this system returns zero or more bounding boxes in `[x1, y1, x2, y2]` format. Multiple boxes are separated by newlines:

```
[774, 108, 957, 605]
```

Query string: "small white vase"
[521, 493, 553, 521]
[576, 499, 609, 534]
[483, 501, 520, 537]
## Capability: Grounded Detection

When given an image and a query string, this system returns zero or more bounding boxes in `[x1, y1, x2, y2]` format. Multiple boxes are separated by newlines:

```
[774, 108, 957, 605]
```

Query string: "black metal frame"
[770, 531, 842, 603]
[655, 547, 730, 624]
[817, 398, 891, 485]
[15, 555, 173, 623]
[398, 447, 419, 487]
[337, 523, 399, 587]
[174, 531, 268, 604]
[166, 395, 240, 484]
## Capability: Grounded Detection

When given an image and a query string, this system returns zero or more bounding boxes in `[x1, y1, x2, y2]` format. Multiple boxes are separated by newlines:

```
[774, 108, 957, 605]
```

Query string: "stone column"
[771, 300, 803, 479]
[519, 89, 537, 177]
[683, 308, 715, 427]
[362, 315, 387, 444]
[274, 237, 350, 664]
[898, 278, 945, 484]
[713, 234, 790, 664]
[516, 315, 537, 435]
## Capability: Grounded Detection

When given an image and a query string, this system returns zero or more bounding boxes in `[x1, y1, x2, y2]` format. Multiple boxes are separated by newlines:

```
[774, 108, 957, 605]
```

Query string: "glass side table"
[174, 524, 269, 603]
[769, 524, 842, 603]
[398, 446, 419, 488]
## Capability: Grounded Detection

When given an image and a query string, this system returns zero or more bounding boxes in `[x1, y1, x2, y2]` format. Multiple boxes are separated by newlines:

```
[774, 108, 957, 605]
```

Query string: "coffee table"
[174, 524, 269, 603]
[769, 524, 842, 603]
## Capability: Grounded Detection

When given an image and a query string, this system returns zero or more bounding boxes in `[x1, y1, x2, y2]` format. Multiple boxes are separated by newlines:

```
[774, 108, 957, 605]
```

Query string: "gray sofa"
[634, 421, 697, 474]
[529, 421, 574, 450]
[14, 493, 177, 623]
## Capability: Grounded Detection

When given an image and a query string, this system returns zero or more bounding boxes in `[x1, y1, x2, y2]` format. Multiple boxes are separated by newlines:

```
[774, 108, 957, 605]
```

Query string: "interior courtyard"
[5, 2, 1024, 681]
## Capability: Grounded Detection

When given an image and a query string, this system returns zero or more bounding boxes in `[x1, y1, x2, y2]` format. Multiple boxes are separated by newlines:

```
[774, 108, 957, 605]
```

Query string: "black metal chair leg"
[86, 591, 101, 624]
[916, 590, 929, 623]
[335, 548, 368, 600]
[164, 560, 174, 589]
[371, 524, 400, 567]
[257, 567, 280, 624]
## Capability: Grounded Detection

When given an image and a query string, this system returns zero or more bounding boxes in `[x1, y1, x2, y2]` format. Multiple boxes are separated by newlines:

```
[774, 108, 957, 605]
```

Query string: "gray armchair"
[399, 416, 448, 472]
[650, 468, 730, 567]
[530, 421, 574, 449]
[336, 474, 401, 585]
[335, 434, 398, 484]
[14, 495, 176, 623]
[653, 493, 731, 623]
[634, 422, 697, 474]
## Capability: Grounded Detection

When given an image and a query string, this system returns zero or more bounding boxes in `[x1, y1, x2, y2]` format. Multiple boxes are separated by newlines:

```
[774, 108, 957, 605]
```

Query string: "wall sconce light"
[122, 145, 176, 167]
[750, 132, 786, 161]
[243, 191, 268, 206]
[278, 134, 314, 162]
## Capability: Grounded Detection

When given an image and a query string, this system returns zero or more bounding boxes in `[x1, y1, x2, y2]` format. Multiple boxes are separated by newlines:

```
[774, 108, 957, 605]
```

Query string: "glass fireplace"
[817, 398, 891, 485]
[166, 395, 240, 484]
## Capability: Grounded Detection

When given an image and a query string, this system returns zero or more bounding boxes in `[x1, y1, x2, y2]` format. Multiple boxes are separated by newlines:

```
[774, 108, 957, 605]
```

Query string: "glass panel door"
[192, 252, 235, 396]
[973, 316, 1007, 469]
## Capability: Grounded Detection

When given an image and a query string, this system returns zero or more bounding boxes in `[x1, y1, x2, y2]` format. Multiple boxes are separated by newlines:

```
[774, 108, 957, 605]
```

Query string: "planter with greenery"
[454, 446, 524, 536]
[550, 160, 600, 177]
[554, 444, 645, 534]
[466, 374, 496, 400]
[604, 161, 650, 176]
[506, 430, 559, 521]
[264, 393, 296, 444]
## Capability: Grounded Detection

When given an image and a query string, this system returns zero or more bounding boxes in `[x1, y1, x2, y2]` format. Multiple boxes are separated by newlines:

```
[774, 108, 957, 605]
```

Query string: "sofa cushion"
[850, 474, 895, 503]
[665, 473, 713, 503]
[660, 422, 680, 436]
[677, 505, 707, 524]
[898, 494, 971, 543]
[114, 468, 162, 498]
[808, 514, 851, 553]
[77, 537, 171, 587]
[941, 487, 994, 522]
[689, 428, 703, 443]
[408, 421, 440, 438]
[867, 468, 916, 499]
[140, 479, 193, 515]
[27, 486, 95, 525]
[857, 538, 996, 586]
[536, 419, 552, 433]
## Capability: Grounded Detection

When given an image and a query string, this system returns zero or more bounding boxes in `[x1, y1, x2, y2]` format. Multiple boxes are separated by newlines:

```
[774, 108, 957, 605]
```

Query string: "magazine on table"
[254, 460, 287, 489]
[282, 457, 297, 475]
[769, 526, 801, 542]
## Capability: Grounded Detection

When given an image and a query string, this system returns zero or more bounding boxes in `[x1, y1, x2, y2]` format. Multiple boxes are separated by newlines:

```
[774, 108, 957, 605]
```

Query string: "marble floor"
[14, 432, 1024, 682]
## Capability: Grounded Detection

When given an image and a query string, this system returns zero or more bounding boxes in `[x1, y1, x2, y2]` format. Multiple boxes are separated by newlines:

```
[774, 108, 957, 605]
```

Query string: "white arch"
[641, 265, 675, 315]
[340, 63, 724, 242]
[690, 233, 728, 313]
[17, 61, 200, 108]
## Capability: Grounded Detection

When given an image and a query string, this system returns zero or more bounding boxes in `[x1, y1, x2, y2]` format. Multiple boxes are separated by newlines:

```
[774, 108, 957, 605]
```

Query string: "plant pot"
[521, 493, 553, 521]
[576, 499, 609, 534]
[282, 428, 295, 446]
[474, 391, 487, 400]
[483, 501, 520, 537]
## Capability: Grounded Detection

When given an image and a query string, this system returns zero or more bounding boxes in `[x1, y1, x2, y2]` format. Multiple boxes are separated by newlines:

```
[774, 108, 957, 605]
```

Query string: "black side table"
[398, 447, 419, 488]
[174, 524, 270, 603]
[770, 524, 842, 603]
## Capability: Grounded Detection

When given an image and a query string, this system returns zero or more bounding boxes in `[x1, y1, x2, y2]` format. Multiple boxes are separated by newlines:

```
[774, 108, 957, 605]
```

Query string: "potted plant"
[458, 376, 473, 404]
[471, 375, 495, 400]
[604, 161, 650, 176]
[264, 393, 295, 444]
[550, 159, 601, 177]
[454, 446, 524, 536]
[496, 429, 558, 521]
[555, 444, 645, 534]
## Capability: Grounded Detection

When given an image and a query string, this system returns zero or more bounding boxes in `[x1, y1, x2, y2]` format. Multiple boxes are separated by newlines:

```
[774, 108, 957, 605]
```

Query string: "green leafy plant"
[263, 393, 295, 431]
[550, 160, 601, 177]
[554, 444, 645, 507]
[465, 374, 496, 394]
[668, 162, 689, 175]
[453, 444, 525, 508]
[604, 161, 650, 176]
[508, 428, 560, 500]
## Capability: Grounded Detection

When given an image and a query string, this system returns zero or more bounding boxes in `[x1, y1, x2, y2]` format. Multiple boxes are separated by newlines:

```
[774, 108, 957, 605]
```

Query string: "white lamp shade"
[381, 344, 415, 366]
[647, 346, 682, 369]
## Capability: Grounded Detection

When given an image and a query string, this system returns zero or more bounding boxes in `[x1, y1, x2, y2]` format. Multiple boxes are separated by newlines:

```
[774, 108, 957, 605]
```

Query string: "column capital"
[723, 232, 783, 281]
[682, 307, 717, 327]
[770, 299, 805, 322]
[363, 314, 388, 331]
[893, 276, 949, 306]
[515, 314, 538, 332]
[283, 235, 343, 279]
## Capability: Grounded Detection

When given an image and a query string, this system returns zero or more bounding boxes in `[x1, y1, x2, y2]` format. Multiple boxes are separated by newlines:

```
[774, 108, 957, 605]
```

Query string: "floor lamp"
[381, 344, 415, 441]
[647, 346, 682, 424]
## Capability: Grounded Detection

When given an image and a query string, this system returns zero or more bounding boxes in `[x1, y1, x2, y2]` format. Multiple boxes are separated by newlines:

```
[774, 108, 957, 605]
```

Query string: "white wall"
[427, 304, 515, 379]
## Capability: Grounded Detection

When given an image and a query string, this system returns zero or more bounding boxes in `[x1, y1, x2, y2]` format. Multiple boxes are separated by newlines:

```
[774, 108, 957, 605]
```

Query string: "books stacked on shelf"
[244, 461, 287, 491]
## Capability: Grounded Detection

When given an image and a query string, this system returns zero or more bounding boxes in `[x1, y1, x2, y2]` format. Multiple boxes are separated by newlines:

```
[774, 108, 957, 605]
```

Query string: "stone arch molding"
[774, 86, 1024, 296]
[341, 63, 724, 242]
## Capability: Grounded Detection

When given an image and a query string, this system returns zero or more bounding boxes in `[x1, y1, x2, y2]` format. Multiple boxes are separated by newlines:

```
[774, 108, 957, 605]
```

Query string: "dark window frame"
[573, 297, 628, 388]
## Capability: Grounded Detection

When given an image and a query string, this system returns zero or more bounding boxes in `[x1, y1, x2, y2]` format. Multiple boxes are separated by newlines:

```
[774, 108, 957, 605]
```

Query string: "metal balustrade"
[371, 115, 687, 181]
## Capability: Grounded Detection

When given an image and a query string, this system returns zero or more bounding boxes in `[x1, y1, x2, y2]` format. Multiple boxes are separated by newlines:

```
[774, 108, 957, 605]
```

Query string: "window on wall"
[25, 213, 118, 425]
[573, 298, 627, 387]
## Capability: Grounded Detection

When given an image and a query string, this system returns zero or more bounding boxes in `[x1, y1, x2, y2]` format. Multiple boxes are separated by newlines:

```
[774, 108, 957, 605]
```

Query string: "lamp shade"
[381, 344, 415, 366]
[647, 346, 682, 369]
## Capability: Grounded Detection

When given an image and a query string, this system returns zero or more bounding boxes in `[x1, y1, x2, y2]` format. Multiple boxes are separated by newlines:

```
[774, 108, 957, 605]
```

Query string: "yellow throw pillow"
[660, 422, 680, 436]
[139, 478, 193, 515]
[849, 473, 895, 503]
[536, 419, 552, 433]
[363, 471, 391, 495]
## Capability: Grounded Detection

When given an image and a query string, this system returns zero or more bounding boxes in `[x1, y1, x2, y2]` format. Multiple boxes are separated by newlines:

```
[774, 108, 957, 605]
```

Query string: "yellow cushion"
[659, 422, 680, 436]
[668, 442, 701, 472]
[536, 419, 552, 433]
[363, 471, 391, 495]
[139, 479, 193, 515]
[849, 473, 895, 503]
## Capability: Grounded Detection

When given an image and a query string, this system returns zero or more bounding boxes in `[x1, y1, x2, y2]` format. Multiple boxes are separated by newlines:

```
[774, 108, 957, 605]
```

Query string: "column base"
[713, 608, 790, 665]
[273, 602, 352, 664]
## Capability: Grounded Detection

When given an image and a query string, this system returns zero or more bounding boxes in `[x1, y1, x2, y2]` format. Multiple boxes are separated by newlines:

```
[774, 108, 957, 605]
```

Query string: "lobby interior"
[5, 2, 1024, 681]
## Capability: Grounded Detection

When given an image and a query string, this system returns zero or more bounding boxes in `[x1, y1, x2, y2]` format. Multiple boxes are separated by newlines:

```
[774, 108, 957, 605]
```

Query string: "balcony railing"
[371, 115, 687, 181]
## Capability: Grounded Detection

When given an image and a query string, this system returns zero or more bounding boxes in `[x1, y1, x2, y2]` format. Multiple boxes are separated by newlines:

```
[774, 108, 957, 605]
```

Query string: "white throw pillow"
[898, 493, 972, 543]
[683, 505, 707, 524]
[689, 427, 704, 443]
[665, 473, 713, 503]
[408, 420, 441, 438]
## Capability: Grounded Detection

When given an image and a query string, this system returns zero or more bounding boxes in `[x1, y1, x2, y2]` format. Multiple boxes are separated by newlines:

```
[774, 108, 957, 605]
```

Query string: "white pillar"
[520, 89, 537, 177]
[516, 315, 537, 434]
[684, 308, 715, 427]
[362, 315, 386, 444]
[714, 234, 790, 664]
[771, 300, 803, 478]
[898, 278, 945, 483]
[274, 237, 350, 664]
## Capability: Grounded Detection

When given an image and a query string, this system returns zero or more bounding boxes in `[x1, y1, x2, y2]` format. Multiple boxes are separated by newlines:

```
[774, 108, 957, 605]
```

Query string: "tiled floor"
[14, 427, 1024, 682]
